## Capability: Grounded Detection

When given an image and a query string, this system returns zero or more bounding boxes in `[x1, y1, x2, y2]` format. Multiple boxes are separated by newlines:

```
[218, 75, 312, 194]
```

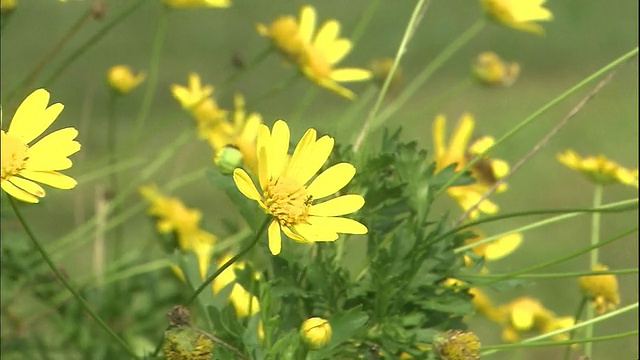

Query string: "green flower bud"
[300, 317, 332, 350]
[433, 329, 480, 360]
[163, 327, 213, 360]
[214, 145, 243, 175]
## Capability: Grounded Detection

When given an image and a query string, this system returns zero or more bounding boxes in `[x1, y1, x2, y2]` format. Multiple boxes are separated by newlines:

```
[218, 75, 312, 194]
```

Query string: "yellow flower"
[578, 264, 620, 314]
[466, 231, 522, 261]
[1, 0, 16, 13]
[162, 0, 229, 9]
[300, 317, 332, 349]
[557, 150, 638, 188]
[494, 296, 573, 342]
[370, 57, 403, 92]
[233, 120, 367, 255]
[481, 0, 553, 35]
[207, 94, 262, 174]
[472, 51, 520, 87]
[139, 184, 216, 278]
[432, 113, 509, 218]
[106, 65, 146, 94]
[257, 6, 372, 99]
[171, 73, 228, 139]
[1, 89, 80, 203]
[212, 253, 261, 318]
[433, 329, 480, 360]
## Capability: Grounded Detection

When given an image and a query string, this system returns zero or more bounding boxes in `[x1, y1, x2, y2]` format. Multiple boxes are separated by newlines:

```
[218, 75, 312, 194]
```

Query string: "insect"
[304, 195, 314, 206]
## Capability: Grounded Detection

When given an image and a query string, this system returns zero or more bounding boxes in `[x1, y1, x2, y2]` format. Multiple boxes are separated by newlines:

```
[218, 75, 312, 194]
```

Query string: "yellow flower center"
[263, 176, 310, 227]
[1, 131, 29, 180]
[269, 16, 305, 59]
[302, 46, 332, 79]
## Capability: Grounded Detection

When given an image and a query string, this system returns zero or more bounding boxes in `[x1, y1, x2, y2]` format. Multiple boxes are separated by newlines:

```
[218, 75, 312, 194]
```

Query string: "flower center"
[269, 16, 305, 60]
[1, 131, 29, 180]
[301, 46, 332, 79]
[263, 176, 310, 227]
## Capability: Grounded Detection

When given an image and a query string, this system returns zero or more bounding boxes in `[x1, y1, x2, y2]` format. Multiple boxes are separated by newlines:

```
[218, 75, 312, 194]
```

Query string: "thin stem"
[5, 8, 92, 104]
[482, 330, 638, 351]
[106, 93, 124, 265]
[563, 297, 589, 360]
[128, 7, 169, 148]
[185, 218, 269, 306]
[353, 0, 431, 152]
[43, 0, 146, 87]
[7, 197, 139, 359]
[584, 183, 604, 357]
[349, 0, 382, 44]
[456, 268, 637, 280]
[290, 86, 318, 121]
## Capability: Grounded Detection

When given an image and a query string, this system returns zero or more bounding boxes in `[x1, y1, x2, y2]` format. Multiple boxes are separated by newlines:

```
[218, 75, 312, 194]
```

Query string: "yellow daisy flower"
[256, 5, 372, 99]
[171, 73, 228, 139]
[432, 113, 510, 219]
[212, 252, 261, 318]
[106, 65, 146, 94]
[494, 296, 573, 342]
[208, 94, 262, 174]
[557, 150, 638, 188]
[162, 0, 230, 9]
[139, 184, 216, 278]
[578, 264, 620, 314]
[1, 89, 80, 203]
[471, 51, 520, 87]
[481, 0, 553, 35]
[232, 119, 367, 255]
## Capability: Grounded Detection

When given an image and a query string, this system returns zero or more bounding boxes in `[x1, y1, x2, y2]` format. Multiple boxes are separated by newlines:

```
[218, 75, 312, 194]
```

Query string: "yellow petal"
[8, 176, 46, 199]
[268, 119, 290, 179]
[292, 222, 339, 242]
[9, 89, 64, 145]
[287, 128, 317, 180]
[306, 163, 356, 199]
[295, 136, 334, 185]
[325, 39, 352, 65]
[233, 168, 262, 201]
[307, 216, 368, 235]
[329, 68, 372, 82]
[315, 77, 356, 99]
[309, 194, 364, 216]
[257, 127, 271, 191]
[20, 170, 77, 189]
[299, 5, 316, 44]
[268, 220, 282, 255]
[281, 225, 306, 243]
[484, 232, 522, 260]
[448, 113, 474, 162]
[1, 180, 39, 203]
[26, 128, 80, 171]
[313, 19, 340, 54]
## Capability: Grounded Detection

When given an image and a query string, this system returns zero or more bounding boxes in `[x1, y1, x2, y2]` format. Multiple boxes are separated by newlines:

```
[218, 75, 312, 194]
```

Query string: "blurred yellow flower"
[139, 184, 216, 278]
[1, 0, 16, 13]
[494, 296, 573, 342]
[472, 51, 520, 87]
[256, 5, 372, 99]
[212, 253, 261, 318]
[208, 94, 262, 174]
[370, 57, 403, 92]
[578, 264, 620, 314]
[557, 150, 638, 188]
[233, 120, 367, 255]
[171, 73, 228, 139]
[481, 0, 552, 35]
[433, 329, 480, 360]
[467, 231, 522, 261]
[1, 89, 80, 203]
[162, 0, 229, 9]
[432, 113, 510, 218]
[106, 65, 146, 94]
[300, 317, 332, 349]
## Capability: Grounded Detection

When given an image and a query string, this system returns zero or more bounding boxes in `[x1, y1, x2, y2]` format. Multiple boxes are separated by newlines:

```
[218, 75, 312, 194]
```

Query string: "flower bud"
[162, 327, 213, 360]
[106, 65, 145, 94]
[214, 145, 243, 175]
[472, 51, 520, 87]
[433, 329, 480, 360]
[0, 0, 16, 14]
[578, 264, 620, 314]
[300, 317, 332, 349]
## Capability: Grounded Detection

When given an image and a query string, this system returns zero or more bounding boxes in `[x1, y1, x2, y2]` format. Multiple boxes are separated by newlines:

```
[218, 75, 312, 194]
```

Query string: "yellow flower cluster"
[557, 150, 638, 188]
[171, 73, 261, 173]
[256, 5, 372, 99]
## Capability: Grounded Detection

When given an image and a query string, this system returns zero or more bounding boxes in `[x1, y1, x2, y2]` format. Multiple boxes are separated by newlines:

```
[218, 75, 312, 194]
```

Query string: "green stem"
[290, 86, 318, 121]
[482, 330, 638, 351]
[128, 7, 169, 149]
[5, 8, 92, 105]
[435, 47, 638, 198]
[43, 0, 145, 87]
[585, 184, 604, 357]
[563, 297, 589, 360]
[107, 93, 123, 265]
[7, 197, 140, 359]
[456, 268, 637, 280]
[353, 0, 432, 152]
[349, 0, 382, 44]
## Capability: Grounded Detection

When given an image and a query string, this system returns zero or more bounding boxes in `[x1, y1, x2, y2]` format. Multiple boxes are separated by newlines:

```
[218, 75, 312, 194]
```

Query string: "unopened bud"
[300, 317, 332, 349]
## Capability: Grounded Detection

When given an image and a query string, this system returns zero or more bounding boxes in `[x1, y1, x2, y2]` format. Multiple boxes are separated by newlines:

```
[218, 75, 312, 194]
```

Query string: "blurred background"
[1, 1, 637, 359]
